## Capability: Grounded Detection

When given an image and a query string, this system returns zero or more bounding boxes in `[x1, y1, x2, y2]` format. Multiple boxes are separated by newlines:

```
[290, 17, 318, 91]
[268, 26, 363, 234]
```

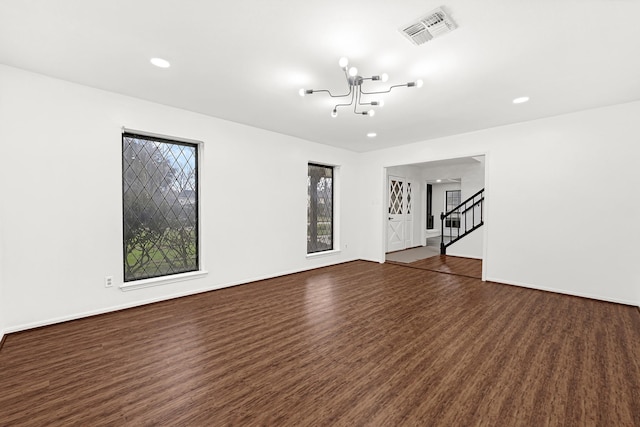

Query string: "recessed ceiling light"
[150, 57, 171, 68]
[367, 132, 377, 138]
[512, 96, 530, 104]
[436, 179, 442, 183]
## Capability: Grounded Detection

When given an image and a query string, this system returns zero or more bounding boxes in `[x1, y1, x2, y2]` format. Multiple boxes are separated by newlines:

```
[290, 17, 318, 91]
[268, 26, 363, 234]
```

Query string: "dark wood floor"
[1, 260, 639, 426]
[388, 254, 483, 279]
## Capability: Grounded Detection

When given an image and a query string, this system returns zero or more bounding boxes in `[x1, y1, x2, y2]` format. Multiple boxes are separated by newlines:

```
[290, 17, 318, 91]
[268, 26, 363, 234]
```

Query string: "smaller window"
[307, 164, 333, 254]
[445, 190, 461, 228]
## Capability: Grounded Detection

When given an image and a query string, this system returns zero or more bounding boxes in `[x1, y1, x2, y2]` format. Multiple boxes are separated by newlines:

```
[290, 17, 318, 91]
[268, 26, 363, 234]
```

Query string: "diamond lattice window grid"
[307, 164, 333, 254]
[122, 133, 199, 282]
[389, 180, 404, 214]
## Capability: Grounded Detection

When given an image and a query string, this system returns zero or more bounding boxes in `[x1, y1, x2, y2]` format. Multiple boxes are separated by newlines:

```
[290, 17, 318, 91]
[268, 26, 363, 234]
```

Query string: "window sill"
[120, 270, 209, 292]
[306, 249, 341, 259]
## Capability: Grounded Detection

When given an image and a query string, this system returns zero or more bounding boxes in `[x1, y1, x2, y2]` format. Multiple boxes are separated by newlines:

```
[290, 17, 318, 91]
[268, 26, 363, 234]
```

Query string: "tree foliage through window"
[307, 164, 333, 253]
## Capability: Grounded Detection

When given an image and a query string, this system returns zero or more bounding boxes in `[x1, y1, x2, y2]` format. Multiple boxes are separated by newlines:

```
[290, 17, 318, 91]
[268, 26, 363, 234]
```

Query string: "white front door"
[387, 176, 406, 252]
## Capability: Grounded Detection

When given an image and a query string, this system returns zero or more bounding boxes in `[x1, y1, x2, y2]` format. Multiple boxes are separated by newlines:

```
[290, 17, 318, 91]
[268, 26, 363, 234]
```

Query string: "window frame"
[307, 163, 335, 255]
[121, 130, 204, 288]
[445, 189, 461, 228]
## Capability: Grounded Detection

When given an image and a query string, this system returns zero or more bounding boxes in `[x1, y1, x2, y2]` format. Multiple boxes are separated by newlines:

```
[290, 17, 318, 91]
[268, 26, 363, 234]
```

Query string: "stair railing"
[440, 188, 484, 255]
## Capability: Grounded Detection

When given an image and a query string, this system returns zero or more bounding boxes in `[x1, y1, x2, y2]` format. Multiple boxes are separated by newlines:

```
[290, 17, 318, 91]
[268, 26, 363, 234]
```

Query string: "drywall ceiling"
[411, 156, 482, 170]
[1, 1, 639, 152]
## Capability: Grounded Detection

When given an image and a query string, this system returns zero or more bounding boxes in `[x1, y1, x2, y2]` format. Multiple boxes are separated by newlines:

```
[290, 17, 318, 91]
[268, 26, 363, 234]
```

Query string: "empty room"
[1, 1, 639, 425]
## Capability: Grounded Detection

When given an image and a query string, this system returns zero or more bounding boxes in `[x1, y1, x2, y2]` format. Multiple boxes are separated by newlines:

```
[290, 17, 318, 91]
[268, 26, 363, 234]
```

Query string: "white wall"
[420, 159, 484, 199]
[431, 182, 461, 226]
[460, 157, 485, 200]
[446, 224, 483, 259]
[0, 209, 4, 343]
[0, 65, 360, 331]
[359, 101, 640, 305]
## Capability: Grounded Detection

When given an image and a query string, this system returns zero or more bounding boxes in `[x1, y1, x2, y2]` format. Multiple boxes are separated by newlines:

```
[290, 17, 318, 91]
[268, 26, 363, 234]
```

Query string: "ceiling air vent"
[400, 7, 457, 46]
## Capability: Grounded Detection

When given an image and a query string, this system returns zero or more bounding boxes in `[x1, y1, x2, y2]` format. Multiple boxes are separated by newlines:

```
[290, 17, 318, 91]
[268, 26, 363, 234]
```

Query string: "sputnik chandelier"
[299, 57, 423, 117]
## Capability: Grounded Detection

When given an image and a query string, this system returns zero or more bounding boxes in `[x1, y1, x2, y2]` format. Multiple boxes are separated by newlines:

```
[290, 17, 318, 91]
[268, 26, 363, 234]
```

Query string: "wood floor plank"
[1, 260, 639, 426]
[389, 254, 483, 279]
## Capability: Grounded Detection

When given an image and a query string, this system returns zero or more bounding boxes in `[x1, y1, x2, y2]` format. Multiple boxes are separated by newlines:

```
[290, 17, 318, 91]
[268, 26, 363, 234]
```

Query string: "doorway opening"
[384, 155, 486, 277]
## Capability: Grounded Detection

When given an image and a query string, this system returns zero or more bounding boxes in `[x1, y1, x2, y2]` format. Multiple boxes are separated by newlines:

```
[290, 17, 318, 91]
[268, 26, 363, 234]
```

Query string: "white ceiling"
[2, 1, 640, 152]
[412, 156, 482, 170]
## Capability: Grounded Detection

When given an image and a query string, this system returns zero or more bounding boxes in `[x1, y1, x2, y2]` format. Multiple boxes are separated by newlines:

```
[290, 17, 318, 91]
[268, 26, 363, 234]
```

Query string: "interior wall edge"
[485, 276, 639, 307]
[3, 257, 359, 335]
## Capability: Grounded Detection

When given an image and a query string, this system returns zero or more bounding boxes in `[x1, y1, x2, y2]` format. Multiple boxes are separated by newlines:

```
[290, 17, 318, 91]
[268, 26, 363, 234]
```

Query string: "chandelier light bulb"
[338, 57, 349, 68]
[378, 100, 385, 107]
[416, 79, 424, 88]
[348, 67, 358, 77]
[299, 88, 306, 97]
[331, 109, 338, 118]
[368, 109, 375, 117]
[381, 73, 389, 83]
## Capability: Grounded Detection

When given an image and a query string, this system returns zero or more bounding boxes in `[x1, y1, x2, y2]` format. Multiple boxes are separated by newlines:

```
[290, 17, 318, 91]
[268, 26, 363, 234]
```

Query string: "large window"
[307, 164, 333, 254]
[122, 132, 198, 281]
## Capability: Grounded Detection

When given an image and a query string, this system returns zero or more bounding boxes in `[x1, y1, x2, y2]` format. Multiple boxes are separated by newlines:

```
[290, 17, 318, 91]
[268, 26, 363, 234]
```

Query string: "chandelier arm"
[357, 86, 374, 106]
[333, 101, 354, 110]
[353, 91, 368, 115]
[357, 86, 368, 106]
[342, 67, 351, 81]
[311, 88, 353, 98]
[333, 90, 356, 110]
[360, 83, 408, 95]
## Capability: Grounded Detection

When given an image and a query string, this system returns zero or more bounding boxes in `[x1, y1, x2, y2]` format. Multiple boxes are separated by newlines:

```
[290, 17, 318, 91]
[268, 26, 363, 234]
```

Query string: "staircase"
[440, 188, 484, 255]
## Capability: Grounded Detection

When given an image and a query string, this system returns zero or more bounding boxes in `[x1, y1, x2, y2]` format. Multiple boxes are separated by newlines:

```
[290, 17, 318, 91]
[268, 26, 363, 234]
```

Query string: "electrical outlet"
[105, 276, 113, 288]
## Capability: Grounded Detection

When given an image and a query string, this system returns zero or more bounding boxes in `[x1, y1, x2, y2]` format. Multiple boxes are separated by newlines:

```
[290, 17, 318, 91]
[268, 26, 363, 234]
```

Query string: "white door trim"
[386, 175, 406, 252]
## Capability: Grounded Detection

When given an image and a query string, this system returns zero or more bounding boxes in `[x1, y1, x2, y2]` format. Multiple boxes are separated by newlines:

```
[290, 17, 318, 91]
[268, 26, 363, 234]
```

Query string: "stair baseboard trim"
[445, 251, 482, 260]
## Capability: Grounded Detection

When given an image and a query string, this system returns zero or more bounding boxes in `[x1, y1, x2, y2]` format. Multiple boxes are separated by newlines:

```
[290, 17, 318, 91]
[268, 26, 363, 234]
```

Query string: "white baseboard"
[446, 251, 483, 260]
[5, 257, 359, 334]
[486, 276, 639, 307]
[6, 258, 635, 335]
